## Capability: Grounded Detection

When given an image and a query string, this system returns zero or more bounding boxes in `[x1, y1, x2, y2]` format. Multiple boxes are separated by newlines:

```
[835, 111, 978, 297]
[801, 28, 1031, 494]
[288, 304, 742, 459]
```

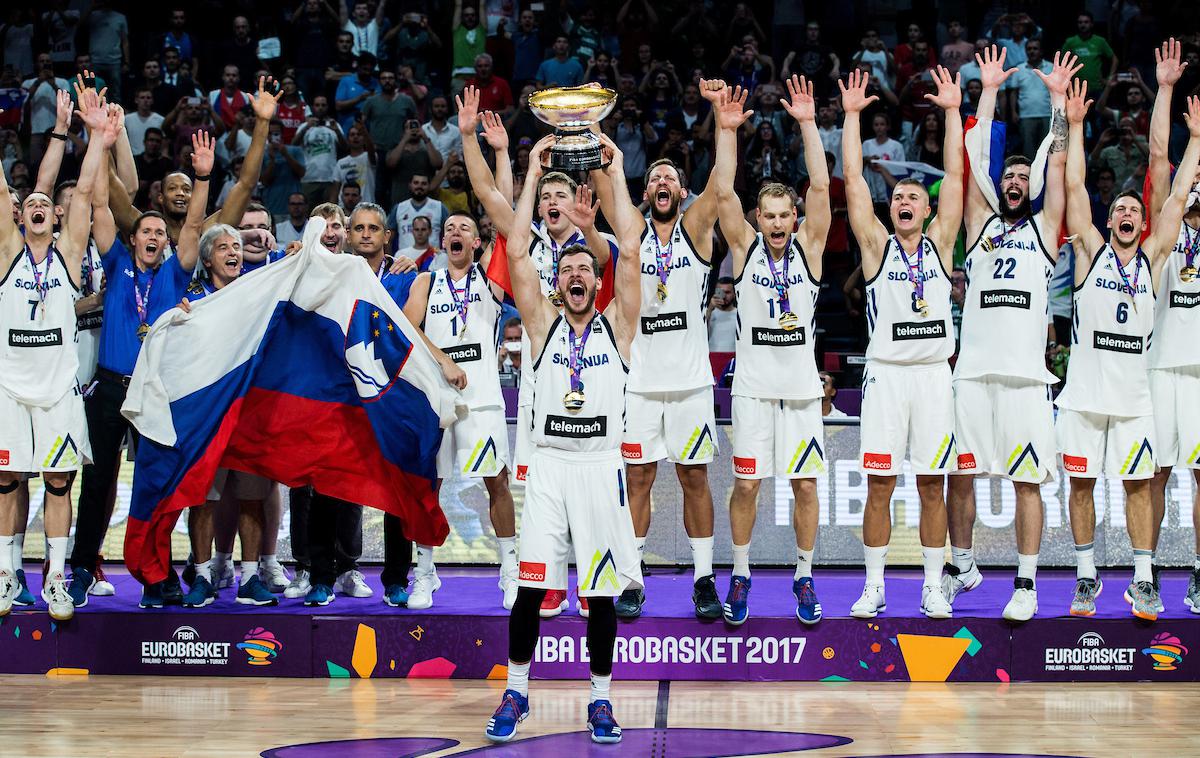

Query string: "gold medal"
[778, 311, 799, 331]
[1181, 265, 1198, 283]
[562, 389, 586, 411]
[656, 282, 668, 303]
[137, 323, 150, 341]
[915, 297, 928, 317]
[548, 290, 563, 307]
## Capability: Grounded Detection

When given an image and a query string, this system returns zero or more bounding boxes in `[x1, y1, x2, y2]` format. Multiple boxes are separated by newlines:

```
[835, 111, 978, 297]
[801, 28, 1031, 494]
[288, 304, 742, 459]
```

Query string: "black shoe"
[692, 574, 721, 620]
[181, 558, 196, 587]
[614, 588, 644, 619]
[162, 569, 184, 605]
[1151, 563, 1161, 593]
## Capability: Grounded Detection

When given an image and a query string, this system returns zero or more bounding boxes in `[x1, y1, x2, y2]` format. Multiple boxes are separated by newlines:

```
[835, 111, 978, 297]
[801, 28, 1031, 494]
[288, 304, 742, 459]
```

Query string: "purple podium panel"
[0, 613, 58, 673]
[1009, 620, 1197, 682]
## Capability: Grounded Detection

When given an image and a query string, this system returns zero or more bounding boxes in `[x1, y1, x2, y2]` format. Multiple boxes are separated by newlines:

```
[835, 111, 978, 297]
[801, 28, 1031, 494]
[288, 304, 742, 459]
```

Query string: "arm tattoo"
[1049, 109, 1067, 154]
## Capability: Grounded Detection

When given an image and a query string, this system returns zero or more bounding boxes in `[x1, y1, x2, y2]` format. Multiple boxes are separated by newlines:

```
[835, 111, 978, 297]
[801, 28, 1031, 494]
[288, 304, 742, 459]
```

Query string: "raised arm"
[1149, 96, 1200, 272]
[35, 89, 74, 195]
[1033, 52, 1081, 256]
[682, 78, 740, 262]
[458, 87, 516, 234]
[0, 149, 24, 274]
[783, 75, 831, 267]
[61, 101, 119, 283]
[1065, 79, 1105, 273]
[839, 69, 890, 274]
[507, 135, 560, 347]
[177, 130, 215, 272]
[593, 134, 642, 350]
[967, 46, 1017, 232]
[481, 110, 514, 206]
[1149, 38, 1188, 223]
[925, 66, 964, 265]
[711, 84, 756, 276]
[214, 77, 281, 228]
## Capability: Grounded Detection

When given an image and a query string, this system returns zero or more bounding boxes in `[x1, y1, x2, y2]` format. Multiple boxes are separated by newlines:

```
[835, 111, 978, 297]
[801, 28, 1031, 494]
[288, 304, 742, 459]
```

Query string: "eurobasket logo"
[141, 625, 231, 666]
[236, 627, 285, 666]
[1141, 633, 1188, 672]
[1044, 631, 1136, 672]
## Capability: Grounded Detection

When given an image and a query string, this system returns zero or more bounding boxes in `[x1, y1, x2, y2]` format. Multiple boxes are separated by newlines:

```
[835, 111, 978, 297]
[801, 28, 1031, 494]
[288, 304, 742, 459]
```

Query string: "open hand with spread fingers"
[781, 74, 815, 123]
[1065, 79, 1092, 124]
[838, 69, 879, 114]
[923, 66, 962, 110]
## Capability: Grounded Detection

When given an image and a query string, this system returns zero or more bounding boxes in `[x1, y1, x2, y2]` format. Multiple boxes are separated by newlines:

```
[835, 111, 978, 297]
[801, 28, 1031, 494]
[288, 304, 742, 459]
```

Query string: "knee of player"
[0, 474, 21, 492]
[675, 464, 710, 491]
[790, 478, 818, 501]
[42, 473, 74, 496]
[732, 477, 761, 498]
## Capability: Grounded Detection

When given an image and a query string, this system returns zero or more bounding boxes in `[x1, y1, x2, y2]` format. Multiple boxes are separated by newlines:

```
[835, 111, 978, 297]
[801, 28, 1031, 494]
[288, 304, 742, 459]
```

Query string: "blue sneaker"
[384, 584, 409, 607]
[68, 567, 94, 607]
[13, 569, 36, 606]
[587, 699, 623, 744]
[723, 575, 751, 625]
[794, 576, 822, 625]
[139, 582, 164, 609]
[236, 576, 279, 606]
[182, 576, 216, 608]
[304, 583, 335, 607]
[485, 688, 529, 743]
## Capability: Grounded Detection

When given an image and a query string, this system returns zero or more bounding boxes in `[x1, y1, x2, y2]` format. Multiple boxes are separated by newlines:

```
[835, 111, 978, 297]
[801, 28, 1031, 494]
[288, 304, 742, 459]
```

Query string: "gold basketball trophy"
[529, 84, 617, 171]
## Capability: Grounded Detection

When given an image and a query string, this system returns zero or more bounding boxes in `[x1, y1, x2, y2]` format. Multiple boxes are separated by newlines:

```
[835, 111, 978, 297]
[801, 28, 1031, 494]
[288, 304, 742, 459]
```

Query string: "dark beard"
[650, 195, 681, 222]
[561, 286, 598, 314]
[1002, 195, 1031, 222]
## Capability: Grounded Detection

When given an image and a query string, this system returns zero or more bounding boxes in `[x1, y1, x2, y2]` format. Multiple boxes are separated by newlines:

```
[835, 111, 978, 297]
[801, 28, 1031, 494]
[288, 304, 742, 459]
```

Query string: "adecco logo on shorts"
[519, 562, 546, 582]
[1063, 455, 1088, 473]
[733, 457, 756, 476]
[621, 443, 643, 461]
[957, 453, 977, 470]
[862, 453, 891, 470]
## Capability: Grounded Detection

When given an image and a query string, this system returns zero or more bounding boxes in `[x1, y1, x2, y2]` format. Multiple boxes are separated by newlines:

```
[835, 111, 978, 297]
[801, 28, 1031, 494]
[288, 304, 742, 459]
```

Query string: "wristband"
[49, 132, 68, 141]
[194, 173, 211, 182]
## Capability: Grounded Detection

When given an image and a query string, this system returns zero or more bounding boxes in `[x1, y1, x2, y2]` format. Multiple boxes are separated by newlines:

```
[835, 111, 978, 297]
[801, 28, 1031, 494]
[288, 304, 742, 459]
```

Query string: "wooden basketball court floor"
[3, 676, 1195, 757]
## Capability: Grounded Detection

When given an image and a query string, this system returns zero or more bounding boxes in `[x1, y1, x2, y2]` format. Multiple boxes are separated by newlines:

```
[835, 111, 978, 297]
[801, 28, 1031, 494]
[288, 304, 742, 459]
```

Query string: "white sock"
[951, 545, 974, 572]
[240, 561, 258, 586]
[0, 535, 13, 573]
[261, 553, 278, 567]
[47, 537, 68, 576]
[498, 537, 518, 573]
[689, 536, 714, 581]
[1017, 553, 1038, 583]
[590, 673, 611, 703]
[416, 545, 435, 573]
[864, 544, 887, 586]
[731, 543, 751, 578]
[1133, 550, 1153, 584]
[635, 537, 646, 559]
[794, 547, 814, 580]
[215, 550, 233, 569]
[195, 560, 212, 582]
[921, 546, 942, 587]
[1074, 543, 1096, 580]
[507, 660, 531, 696]
[12, 532, 24, 570]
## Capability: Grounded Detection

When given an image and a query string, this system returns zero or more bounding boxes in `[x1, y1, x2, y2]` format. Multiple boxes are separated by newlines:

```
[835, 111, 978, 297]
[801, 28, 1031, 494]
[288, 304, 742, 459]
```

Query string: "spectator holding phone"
[292, 98, 346, 207]
[334, 52, 380, 133]
[707, 277, 738, 351]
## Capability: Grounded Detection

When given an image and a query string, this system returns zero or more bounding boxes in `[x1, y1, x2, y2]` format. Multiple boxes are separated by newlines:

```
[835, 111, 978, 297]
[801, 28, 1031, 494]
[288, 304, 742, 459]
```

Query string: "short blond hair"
[311, 202, 346, 224]
[757, 182, 797, 208]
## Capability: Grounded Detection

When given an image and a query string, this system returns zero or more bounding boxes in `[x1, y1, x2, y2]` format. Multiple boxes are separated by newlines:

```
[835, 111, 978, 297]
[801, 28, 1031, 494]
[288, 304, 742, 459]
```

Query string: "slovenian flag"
[121, 220, 464, 585]
[486, 227, 618, 310]
[964, 115, 1052, 215]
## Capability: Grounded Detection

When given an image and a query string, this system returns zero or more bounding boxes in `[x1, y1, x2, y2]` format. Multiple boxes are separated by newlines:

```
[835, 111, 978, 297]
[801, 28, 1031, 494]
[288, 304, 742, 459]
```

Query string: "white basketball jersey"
[0, 245, 80, 406]
[864, 235, 954, 365]
[423, 263, 503, 410]
[1056, 246, 1155, 416]
[1148, 221, 1200, 370]
[956, 214, 1058, 383]
[628, 217, 712, 393]
[732, 233, 822, 400]
[75, 240, 104, 388]
[531, 313, 628, 452]
[517, 223, 581, 389]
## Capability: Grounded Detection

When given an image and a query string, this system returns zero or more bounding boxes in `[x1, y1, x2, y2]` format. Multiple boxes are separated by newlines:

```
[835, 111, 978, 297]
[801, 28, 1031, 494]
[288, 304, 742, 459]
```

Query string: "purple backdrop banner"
[1009, 620, 1197, 682]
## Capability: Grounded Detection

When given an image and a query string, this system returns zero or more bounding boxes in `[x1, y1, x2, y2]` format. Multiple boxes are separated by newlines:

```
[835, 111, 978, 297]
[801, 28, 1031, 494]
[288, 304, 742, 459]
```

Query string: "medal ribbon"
[764, 244, 792, 314]
[566, 315, 595, 395]
[1183, 225, 1199, 270]
[547, 229, 582, 290]
[26, 245, 52, 311]
[1112, 248, 1142, 301]
[134, 266, 156, 325]
[652, 224, 675, 290]
[986, 217, 1029, 249]
[447, 266, 474, 332]
[894, 236, 926, 304]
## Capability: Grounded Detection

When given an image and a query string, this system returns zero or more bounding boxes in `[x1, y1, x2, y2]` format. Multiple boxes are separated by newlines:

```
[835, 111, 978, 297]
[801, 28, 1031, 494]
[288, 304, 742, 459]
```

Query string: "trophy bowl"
[529, 84, 617, 172]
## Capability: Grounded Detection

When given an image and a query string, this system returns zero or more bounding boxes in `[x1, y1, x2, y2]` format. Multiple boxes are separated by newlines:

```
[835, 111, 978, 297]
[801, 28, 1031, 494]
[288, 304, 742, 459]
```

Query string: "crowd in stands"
[3, 1, 1199, 385]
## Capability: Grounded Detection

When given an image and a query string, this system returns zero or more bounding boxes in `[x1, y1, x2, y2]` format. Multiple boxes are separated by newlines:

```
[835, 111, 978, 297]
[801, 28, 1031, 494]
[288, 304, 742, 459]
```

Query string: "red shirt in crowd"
[466, 75, 514, 112]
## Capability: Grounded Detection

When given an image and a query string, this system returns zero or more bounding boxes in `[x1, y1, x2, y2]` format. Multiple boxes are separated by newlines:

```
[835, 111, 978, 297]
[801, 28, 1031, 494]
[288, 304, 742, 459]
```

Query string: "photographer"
[387, 12, 441, 84]
[292, 97, 347, 207]
[605, 95, 657, 197]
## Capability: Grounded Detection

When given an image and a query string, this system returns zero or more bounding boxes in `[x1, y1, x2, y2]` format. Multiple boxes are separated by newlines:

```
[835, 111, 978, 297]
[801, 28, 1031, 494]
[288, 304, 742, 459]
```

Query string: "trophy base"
[543, 131, 609, 172]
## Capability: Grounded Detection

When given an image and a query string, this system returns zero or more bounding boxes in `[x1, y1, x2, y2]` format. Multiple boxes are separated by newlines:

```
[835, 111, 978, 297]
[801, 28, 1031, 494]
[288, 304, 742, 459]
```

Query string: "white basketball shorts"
[622, 386, 717, 465]
[731, 395, 826, 479]
[436, 406, 510, 479]
[1056, 408, 1156, 480]
[859, 360, 956, 475]
[952, 374, 1056, 483]
[0, 387, 90, 473]
[1150, 366, 1200, 470]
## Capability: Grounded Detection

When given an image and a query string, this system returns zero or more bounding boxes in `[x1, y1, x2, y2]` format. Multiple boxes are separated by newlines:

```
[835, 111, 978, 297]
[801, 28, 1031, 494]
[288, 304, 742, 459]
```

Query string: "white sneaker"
[850, 583, 886, 618]
[940, 562, 983, 605]
[406, 569, 441, 610]
[259, 560, 290, 593]
[42, 571, 75, 621]
[336, 569, 374, 598]
[0, 570, 16, 616]
[921, 584, 953, 619]
[284, 569, 312, 599]
[213, 561, 235, 590]
[499, 565, 518, 610]
[90, 563, 116, 596]
[1002, 578, 1038, 622]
